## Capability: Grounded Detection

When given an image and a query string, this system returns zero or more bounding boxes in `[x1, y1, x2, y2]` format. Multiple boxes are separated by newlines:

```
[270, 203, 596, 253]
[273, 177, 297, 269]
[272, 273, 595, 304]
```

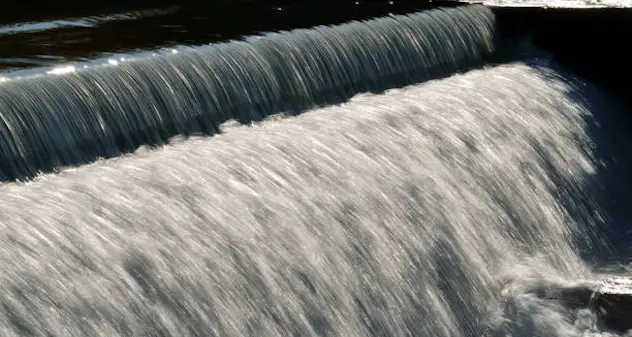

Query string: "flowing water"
[0, 5, 495, 181]
[1, 3, 631, 337]
[0, 61, 630, 336]
[0, 1, 463, 73]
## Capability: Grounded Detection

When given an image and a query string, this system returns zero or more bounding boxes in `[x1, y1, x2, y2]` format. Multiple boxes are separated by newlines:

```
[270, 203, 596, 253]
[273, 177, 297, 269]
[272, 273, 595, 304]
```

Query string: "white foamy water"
[0, 61, 626, 336]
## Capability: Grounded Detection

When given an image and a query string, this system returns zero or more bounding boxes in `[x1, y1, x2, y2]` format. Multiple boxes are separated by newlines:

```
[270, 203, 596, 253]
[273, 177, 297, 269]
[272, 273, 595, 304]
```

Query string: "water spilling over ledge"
[2, 3, 632, 336]
[0, 62, 621, 337]
[0, 5, 495, 181]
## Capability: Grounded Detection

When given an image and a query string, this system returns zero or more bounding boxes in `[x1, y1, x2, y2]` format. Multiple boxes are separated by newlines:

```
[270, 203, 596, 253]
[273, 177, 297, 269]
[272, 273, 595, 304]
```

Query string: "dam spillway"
[0, 2, 631, 336]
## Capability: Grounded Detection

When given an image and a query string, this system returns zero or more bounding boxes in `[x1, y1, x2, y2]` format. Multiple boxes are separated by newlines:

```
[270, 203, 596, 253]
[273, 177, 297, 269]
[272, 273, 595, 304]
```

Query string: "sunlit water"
[1, 2, 631, 336]
[0, 8, 177, 36]
[0, 60, 629, 336]
[0, 1, 464, 72]
[0, 5, 495, 181]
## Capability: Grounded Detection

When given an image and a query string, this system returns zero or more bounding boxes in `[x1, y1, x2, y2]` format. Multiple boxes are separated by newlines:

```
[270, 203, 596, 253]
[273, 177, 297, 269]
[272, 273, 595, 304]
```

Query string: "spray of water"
[0, 60, 624, 336]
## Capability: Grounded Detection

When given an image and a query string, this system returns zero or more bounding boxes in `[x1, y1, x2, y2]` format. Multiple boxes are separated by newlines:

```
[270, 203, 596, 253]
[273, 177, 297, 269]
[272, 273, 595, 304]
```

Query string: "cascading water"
[0, 4, 630, 337]
[0, 61, 628, 336]
[0, 5, 495, 181]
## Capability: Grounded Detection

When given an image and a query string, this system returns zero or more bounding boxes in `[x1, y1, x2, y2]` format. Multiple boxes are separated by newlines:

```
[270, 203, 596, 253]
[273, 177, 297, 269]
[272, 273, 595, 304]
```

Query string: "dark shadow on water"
[493, 21, 632, 266]
[521, 58, 632, 267]
[490, 5, 632, 267]
[576, 81, 632, 267]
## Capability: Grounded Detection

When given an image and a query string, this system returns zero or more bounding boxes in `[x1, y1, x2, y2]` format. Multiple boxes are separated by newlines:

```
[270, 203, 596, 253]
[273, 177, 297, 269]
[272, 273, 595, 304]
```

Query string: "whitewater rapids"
[0, 61, 627, 336]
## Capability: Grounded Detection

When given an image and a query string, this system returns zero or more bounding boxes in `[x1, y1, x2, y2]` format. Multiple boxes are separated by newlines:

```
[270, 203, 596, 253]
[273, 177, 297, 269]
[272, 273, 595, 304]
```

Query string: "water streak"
[0, 62, 620, 336]
[0, 5, 495, 181]
[0, 7, 177, 36]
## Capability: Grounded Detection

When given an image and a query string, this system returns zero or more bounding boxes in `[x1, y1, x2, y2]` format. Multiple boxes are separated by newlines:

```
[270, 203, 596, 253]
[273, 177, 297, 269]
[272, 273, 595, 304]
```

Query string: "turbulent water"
[1, 2, 631, 336]
[0, 60, 627, 336]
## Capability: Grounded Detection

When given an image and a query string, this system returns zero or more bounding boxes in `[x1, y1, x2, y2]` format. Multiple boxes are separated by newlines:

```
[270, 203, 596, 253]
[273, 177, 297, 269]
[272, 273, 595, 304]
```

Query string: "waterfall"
[0, 61, 623, 336]
[0, 5, 494, 181]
